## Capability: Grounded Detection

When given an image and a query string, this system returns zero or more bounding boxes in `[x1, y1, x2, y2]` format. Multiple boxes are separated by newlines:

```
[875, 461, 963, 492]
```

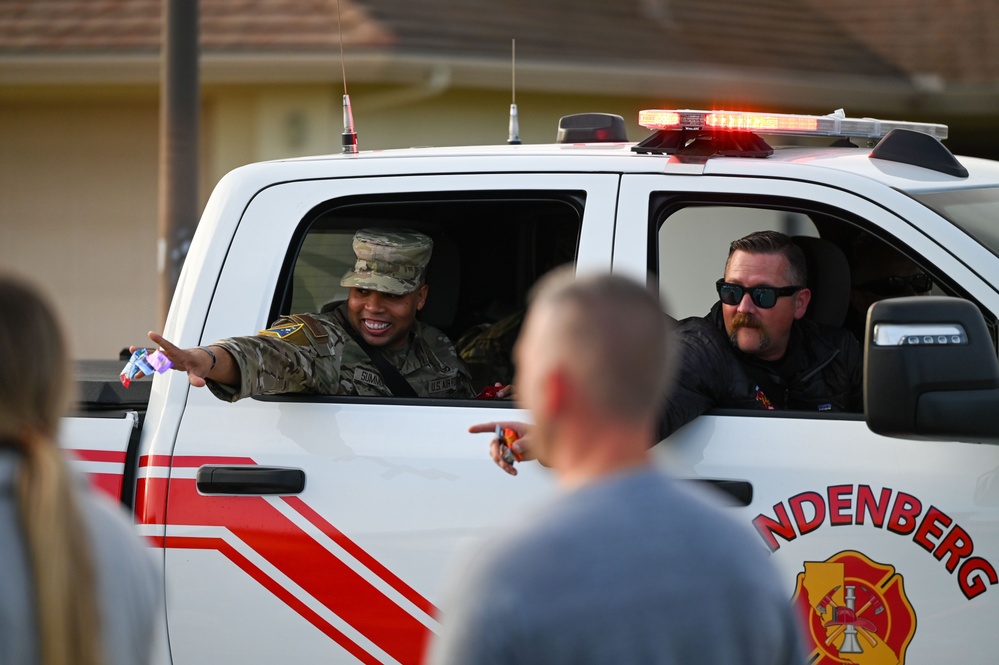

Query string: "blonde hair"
[0, 274, 103, 665]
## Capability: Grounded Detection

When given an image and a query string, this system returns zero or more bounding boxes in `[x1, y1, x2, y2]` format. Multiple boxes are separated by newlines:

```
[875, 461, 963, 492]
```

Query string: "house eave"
[1, 51, 995, 116]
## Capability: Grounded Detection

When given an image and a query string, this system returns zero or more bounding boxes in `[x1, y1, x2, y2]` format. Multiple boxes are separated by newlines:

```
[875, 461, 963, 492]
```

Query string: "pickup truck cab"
[66, 109, 999, 665]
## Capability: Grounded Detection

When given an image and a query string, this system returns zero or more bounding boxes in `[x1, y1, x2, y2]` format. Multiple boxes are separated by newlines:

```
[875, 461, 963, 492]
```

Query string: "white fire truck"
[66, 108, 999, 664]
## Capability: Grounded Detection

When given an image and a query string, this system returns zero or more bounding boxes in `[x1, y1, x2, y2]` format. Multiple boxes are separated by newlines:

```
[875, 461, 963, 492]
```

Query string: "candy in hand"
[120, 348, 172, 388]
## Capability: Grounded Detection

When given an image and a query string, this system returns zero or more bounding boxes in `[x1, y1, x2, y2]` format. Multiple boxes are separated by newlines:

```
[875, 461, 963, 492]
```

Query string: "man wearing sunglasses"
[658, 230, 862, 438]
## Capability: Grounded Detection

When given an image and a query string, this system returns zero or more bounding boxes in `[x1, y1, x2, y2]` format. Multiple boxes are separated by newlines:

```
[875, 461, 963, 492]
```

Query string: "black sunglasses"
[716, 280, 802, 309]
[855, 273, 933, 296]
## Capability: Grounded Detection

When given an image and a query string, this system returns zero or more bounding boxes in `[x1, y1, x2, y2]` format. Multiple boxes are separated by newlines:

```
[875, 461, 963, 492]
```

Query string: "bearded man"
[657, 230, 862, 439]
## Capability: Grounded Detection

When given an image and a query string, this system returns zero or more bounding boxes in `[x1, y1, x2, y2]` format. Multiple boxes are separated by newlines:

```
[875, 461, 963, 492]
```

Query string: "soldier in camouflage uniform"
[141, 229, 475, 399]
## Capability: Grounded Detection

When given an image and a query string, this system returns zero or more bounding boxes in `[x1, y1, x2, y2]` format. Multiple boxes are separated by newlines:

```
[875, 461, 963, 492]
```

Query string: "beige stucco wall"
[0, 98, 161, 359]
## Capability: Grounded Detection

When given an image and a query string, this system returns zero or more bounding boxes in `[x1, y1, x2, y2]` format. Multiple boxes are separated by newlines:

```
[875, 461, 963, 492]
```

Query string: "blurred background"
[2, 0, 998, 358]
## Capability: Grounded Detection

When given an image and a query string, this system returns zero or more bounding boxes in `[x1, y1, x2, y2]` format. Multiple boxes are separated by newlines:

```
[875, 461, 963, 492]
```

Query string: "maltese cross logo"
[790, 551, 916, 664]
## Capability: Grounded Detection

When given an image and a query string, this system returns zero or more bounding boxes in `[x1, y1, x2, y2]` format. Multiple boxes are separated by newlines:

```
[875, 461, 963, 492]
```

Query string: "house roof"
[358, 0, 902, 79]
[1, 0, 995, 113]
[801, 0, 999, 87]
[0, 0, 900, 75]
[0, 0, 392, 52]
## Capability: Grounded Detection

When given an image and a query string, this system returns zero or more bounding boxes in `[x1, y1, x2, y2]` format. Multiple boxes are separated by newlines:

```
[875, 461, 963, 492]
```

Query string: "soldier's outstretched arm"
[131, 332, 241, 388]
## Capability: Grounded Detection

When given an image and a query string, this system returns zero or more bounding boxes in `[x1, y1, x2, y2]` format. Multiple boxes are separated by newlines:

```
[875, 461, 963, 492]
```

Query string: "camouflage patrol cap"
[340, 228, 434, 295]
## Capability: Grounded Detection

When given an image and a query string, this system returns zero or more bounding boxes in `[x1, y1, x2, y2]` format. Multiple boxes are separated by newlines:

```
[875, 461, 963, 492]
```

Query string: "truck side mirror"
[865, 296, 999, 443]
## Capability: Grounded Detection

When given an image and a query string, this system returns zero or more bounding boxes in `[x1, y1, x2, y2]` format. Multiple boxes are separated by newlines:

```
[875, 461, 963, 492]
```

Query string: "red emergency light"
[637, 109, 947, 140]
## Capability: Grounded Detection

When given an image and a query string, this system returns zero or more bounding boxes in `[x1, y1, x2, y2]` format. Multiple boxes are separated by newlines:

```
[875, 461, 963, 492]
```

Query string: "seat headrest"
[792, 236, 851, 327]
[418, 233, 459, 330]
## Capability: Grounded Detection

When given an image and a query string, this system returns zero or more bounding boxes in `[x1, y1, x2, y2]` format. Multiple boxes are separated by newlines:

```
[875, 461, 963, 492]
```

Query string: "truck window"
[652, 194, 995, 423]
[269, 191, 583, 398]
[911, 186, 999, 260]
[654, 197, 972, 338]
[658, 205, 818, 319]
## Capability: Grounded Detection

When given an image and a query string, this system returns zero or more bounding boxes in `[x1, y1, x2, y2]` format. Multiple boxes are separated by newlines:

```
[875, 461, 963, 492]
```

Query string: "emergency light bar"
[638, 109, 949, 141]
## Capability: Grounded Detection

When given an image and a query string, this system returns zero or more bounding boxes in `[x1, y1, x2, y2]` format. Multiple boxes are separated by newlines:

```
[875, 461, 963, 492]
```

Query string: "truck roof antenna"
[336, 0, 358, 154]
[508, 39, 521, 145]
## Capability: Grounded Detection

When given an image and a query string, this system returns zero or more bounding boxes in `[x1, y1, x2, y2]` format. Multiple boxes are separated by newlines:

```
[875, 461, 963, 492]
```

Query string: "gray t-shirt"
[0, 450, 161, 665]
[428, 466, 805, 665]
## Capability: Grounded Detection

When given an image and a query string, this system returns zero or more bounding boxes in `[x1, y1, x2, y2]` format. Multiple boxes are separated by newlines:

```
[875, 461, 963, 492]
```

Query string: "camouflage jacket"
[456, 309, 524, 389]
[206, 303, 474, 401]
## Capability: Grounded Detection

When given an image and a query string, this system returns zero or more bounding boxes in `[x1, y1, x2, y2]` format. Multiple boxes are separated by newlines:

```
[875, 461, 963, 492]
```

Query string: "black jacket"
[659, 302, 863, 439]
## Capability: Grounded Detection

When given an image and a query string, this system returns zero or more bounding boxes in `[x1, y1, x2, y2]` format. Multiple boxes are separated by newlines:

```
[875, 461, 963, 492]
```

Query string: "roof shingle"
[0, 0, 393, 53]
[7, 0, 996, 89]
[802, 0, 999, 85]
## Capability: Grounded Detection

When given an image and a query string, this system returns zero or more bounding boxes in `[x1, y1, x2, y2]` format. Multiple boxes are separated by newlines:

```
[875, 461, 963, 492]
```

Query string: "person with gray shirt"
[429, 269, 804, 665]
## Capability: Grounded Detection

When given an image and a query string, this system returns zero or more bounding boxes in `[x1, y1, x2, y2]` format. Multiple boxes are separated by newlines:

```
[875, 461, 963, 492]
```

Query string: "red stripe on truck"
[67, 449, 127, 463]
[166, 535, 384, 665]
[284, 495, 440, 617]
[165, 476, 431, 665]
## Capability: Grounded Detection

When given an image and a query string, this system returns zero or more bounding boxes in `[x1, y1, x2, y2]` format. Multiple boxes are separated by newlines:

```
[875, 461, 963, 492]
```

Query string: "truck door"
[615, 173, 999, 665]
[161, 173, 619, 664]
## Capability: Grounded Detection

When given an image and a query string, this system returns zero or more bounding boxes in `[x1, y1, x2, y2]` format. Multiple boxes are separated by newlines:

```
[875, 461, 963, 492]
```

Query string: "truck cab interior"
[269, 189, 996, 401]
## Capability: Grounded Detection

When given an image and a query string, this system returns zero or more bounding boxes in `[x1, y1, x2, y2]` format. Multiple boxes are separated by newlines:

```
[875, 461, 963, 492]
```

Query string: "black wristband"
[199, 346, 217, 371]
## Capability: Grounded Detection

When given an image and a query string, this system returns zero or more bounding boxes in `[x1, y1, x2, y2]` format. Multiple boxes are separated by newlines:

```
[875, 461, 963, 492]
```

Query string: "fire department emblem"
[790, 551, 916, 665]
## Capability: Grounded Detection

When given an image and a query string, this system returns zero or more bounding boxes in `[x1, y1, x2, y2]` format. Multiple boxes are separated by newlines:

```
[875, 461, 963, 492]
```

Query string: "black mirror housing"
[865, 296, 999, 443]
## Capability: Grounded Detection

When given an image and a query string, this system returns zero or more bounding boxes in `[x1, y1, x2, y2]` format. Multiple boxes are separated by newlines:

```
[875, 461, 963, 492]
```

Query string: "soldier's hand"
[495, 383, 515, 400]
[131, 332, 214, 388]
[468, 421, 534, 476]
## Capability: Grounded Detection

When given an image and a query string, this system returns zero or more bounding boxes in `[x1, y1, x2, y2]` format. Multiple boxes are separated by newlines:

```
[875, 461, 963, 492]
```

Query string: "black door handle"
[196, 466, 306, 495]
[686, 478, 754, 506]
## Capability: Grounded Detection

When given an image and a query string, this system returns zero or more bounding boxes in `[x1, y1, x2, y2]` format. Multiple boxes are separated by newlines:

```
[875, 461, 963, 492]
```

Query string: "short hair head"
[726, 230, 807, 286]
[340, 228, 434, 295]
[526, 268, 675, 421]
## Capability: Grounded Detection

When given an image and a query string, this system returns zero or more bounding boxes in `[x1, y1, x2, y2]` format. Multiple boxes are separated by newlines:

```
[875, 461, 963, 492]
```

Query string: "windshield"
[912, 187, 999, 258]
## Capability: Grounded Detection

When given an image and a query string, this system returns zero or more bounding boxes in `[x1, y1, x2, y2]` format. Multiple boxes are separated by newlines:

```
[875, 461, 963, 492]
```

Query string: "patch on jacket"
[429, 375, 457, 394]
[258, 322, 309, 346]
[354, 367, 385, 388]
[754, 386, 775, 410]
[259, 314, 332, 348]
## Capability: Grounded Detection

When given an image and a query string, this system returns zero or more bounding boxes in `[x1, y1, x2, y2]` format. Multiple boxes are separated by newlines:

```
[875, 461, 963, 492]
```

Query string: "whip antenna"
[336, 0, 358, 154]
[508, 39, 521, 145]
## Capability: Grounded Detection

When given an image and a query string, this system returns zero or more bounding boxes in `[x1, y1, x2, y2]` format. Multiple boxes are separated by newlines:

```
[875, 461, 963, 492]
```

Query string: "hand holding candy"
[120, 348, 173, 388]
[496, 424, 523, 465]
[128, 333, 236, 389]
[468, 421, 533, 476]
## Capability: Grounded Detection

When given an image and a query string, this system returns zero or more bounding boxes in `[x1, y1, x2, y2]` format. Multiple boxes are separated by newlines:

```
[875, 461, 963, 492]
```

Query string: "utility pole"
[158, 0, 200, 325]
